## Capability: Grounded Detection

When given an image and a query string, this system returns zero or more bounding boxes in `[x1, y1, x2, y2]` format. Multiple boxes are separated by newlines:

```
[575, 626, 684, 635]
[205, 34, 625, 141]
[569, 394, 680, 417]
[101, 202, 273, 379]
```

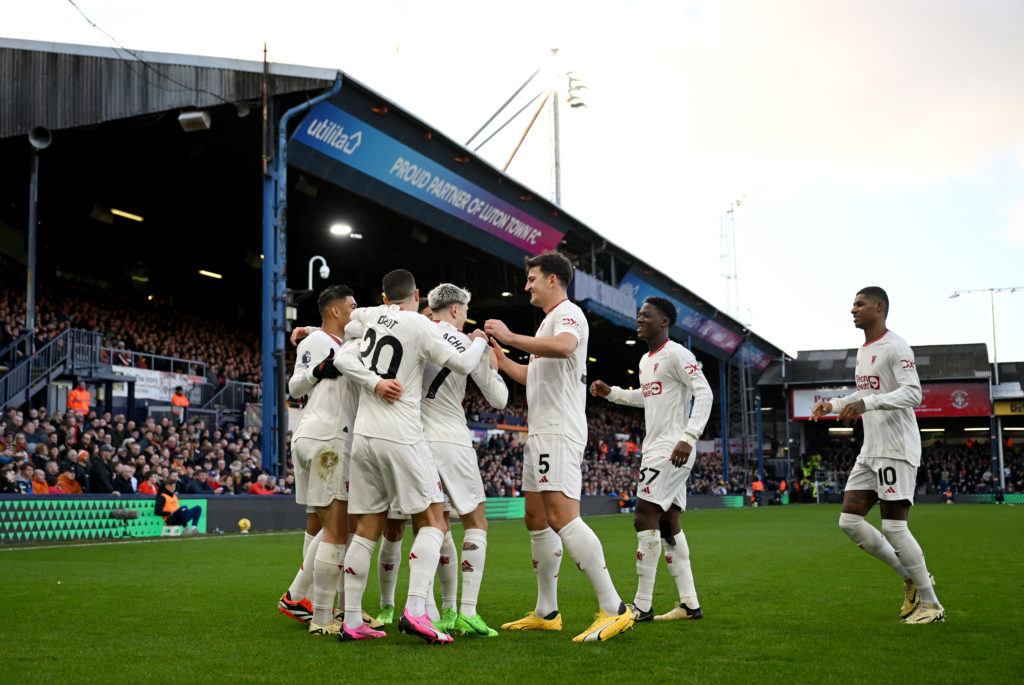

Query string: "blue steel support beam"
[756, 388, 764, 483]
[260, 74, 343, 472]
[719, 362, 728, 482]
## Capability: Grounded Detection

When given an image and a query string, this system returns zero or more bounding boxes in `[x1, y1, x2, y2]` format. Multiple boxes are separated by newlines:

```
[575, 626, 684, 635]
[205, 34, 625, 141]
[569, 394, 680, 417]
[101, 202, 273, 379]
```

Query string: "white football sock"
[558, 517, 622, 615]
[312, 542, 344, 625]
[438, 530, 459, 610]
[302, 531, 316, 558]
[343, 535, 375, 629]
[288, 529, 323, 599]
[336, 532, 353, 606]
[530, 527, 562, 617]
[425, 578, 440, 621]
[378, 537, 403, 607]
[633, 529, 661, 612]
[839, 513, 910, 580]
[406, 526, 444, 616]
[663, 531, 699, 608]
[460, 528, 487, 617]
[881, 519, 939, 604]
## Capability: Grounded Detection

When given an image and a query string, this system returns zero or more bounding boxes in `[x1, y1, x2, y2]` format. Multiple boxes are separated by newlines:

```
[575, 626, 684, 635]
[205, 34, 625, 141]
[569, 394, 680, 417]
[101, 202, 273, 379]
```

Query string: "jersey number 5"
[360, 329, 403, 380]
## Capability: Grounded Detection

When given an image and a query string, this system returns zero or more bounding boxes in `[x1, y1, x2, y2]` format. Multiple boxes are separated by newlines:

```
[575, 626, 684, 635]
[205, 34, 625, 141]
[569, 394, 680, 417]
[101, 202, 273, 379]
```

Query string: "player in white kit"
[590, 296, 713, 623]
[421, 283, 509, 637]
[811, 287, 945, 624]
[485, 250, 635, 643]
[280, 285, 400, 635]
[334, 269, 489, 643]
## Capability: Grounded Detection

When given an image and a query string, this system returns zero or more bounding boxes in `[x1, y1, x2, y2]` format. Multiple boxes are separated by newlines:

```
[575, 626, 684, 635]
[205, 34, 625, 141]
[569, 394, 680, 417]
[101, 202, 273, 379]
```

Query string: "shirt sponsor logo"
[856, 375, 881, 390]
[641, 381, 663, 397]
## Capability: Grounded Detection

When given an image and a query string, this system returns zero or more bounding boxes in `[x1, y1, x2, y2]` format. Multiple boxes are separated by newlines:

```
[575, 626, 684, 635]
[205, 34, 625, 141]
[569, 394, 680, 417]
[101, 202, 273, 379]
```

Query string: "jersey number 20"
[360, 329, 403, 379]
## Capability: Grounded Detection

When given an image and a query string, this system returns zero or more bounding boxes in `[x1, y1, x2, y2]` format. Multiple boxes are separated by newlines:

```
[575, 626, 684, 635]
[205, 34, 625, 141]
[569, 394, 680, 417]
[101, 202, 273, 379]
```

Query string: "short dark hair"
[382, 269, 416, 302]
[643, 296, 677, 327]
[857, 286, 889, 316]
[524, 250, 573, 287]
[317, 284, 354, 315]
[417, 298, 432, 315]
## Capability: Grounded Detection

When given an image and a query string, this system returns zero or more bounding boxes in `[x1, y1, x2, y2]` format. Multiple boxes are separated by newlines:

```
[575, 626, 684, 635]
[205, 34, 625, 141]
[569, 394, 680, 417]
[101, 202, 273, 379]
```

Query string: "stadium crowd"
[814, 439, 1024, 495]
[0, 276, 261, 388]
[0, 405, 294, 497]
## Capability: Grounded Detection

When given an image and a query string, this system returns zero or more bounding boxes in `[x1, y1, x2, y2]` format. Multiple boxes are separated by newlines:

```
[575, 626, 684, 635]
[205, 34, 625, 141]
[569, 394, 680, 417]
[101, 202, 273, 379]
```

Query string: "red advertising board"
[917, 382, 990, 417]
[791, 382, 990, 419]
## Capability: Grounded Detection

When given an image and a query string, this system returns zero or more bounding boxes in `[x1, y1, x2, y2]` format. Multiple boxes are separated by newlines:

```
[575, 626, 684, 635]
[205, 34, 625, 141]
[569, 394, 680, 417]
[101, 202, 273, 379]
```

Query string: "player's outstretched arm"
[470, 347, 509, 410]
[484, 319, 577, 359]
[490, 338, 527, 385]
[596, 379, 645, 407]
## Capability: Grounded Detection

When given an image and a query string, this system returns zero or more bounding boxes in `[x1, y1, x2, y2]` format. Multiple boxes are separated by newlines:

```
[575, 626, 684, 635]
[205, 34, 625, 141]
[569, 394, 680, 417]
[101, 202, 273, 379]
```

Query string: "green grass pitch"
[1, 504, 1021, 684]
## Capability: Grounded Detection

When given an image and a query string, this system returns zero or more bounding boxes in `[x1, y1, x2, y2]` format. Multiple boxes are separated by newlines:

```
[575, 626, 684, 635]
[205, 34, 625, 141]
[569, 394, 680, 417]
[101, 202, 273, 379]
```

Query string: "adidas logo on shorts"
[539, 476, 549, 483]
[884, 486, 896, 494]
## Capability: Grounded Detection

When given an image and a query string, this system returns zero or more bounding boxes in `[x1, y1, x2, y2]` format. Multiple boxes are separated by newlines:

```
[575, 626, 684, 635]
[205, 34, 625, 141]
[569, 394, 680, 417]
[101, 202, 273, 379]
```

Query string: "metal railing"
[202, 380, 261, 413]
[99, 345, 206, 377]
[0, 330, 32, 372]
[0, 328, 104, 410]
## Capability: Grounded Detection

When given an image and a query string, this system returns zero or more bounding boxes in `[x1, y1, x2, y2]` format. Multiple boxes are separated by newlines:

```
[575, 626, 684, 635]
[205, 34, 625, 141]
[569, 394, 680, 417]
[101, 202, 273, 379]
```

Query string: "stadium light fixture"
[329, 223, 352, 236]
[465, 318, 477, 325]
[963, 427, 989, 432]
[760, 407, 774, 411]
[178, 110, 211, 131]
[1004, 427, 1024, 432]
[501, 291, 513, 297]
[626, 369, 635, 375]
[587, 357, 597, 362]
[625, 339, 636, 346]
[350, 233, 363, 239]
[110, 208, 144, 222]
[828, 427, 853, 434]
[920, 428, 945, 432]
[198, 270, 222, 279]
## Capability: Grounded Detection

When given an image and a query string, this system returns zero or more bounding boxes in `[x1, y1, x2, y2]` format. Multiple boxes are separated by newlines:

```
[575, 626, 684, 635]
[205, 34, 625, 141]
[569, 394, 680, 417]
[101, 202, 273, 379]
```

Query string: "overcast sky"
[5, 0, 1024, 363]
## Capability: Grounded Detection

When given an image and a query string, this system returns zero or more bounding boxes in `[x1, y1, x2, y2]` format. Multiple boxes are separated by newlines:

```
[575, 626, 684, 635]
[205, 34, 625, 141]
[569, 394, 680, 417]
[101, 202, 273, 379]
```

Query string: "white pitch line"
[0, 529, 302, 552]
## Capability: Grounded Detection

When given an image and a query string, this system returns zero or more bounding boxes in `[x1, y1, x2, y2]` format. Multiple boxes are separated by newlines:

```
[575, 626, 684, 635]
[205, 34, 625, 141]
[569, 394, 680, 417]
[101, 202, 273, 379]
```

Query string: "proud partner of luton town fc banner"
[291, 101, 564, 256]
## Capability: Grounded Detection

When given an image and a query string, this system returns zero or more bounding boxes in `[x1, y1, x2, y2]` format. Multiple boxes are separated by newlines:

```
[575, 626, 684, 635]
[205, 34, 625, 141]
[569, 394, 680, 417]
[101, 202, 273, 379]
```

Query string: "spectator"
[45, 473, 65, 494]
[1, 465, 20, 493]
[138, 471, 160, 495]
[31, 468, 49, 494]
[185, 470, 220, 495]
[57, 462, 83, 494]
[89, 444, 118, 495]
[67, 381, 91, 415]
[112, 464, 135, 495]
[248, 473, 276, 495]
[155, 479, 201, 533]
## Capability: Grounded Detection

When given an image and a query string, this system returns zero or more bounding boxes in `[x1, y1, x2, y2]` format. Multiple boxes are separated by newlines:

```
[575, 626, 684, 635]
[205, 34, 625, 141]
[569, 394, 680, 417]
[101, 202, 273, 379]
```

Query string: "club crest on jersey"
[653, 362, 660, 374]
[871, 354, 877, 365]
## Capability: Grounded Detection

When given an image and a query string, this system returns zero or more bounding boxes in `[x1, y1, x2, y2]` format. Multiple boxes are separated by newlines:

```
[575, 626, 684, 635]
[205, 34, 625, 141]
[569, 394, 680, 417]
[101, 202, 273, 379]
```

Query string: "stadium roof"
[0, 37, 784, 370]
[757, 342, 992, 386]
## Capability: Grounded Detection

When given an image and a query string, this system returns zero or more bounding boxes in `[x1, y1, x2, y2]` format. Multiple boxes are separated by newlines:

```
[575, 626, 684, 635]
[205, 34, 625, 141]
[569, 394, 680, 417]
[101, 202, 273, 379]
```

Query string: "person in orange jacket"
[67, 381, 91, 415]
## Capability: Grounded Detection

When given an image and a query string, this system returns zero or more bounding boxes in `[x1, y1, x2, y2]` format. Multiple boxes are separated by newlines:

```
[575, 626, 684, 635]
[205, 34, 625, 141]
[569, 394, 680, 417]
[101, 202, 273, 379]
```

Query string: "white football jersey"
[289, 330, 373, 444]
[606, 339, 714, 456]
[422, 321, 508, 446]
[829, 330, 922, 466]
[526, 299, 589, 444]
[338, 304, 487, 444]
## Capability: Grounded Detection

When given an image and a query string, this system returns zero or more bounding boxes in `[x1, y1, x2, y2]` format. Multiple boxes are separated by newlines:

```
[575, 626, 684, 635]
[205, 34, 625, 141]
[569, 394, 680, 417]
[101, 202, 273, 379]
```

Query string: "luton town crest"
[951, 389, 969, 410]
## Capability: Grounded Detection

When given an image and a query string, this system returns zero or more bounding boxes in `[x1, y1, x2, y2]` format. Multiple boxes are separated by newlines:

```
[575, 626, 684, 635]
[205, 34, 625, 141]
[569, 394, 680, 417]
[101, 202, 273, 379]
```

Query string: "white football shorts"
[635, 450, 693, 512]
[523, 434, 583, 500]
[845, 456, 917, 504]
[429, 441, 485, 516]
[347, 435, 444, 516]
[292, 436, 349, 508]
